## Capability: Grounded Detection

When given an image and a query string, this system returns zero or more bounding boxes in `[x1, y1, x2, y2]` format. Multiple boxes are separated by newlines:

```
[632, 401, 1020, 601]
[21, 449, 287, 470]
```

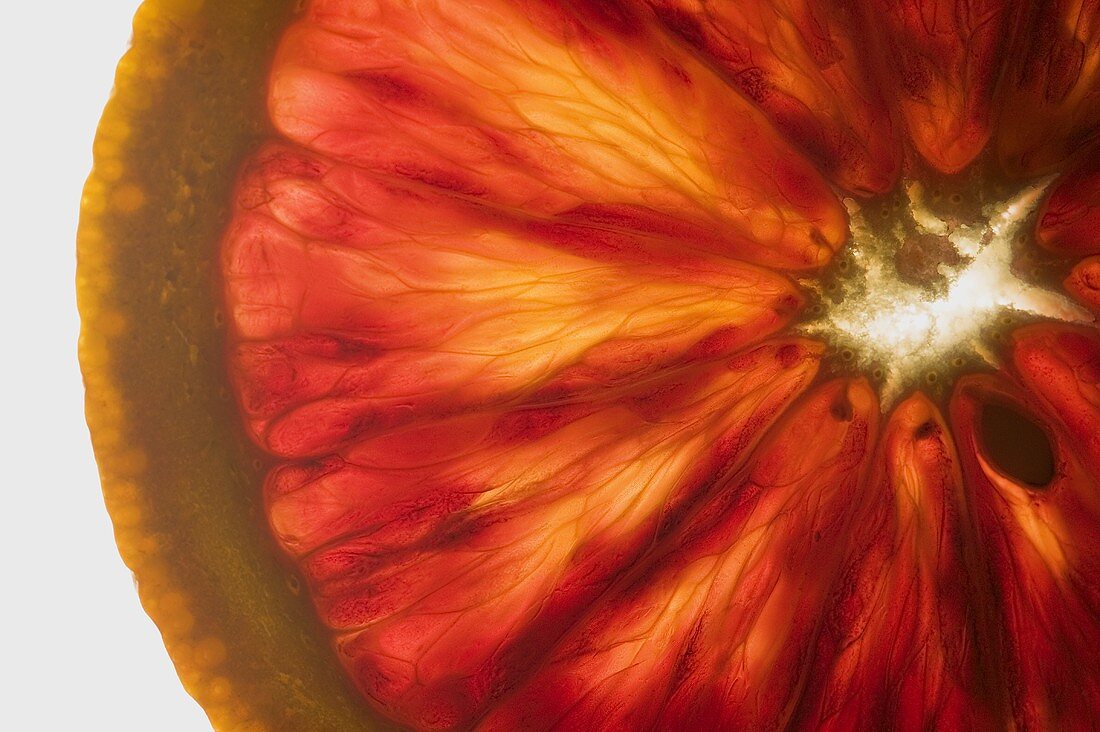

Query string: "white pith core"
[799, 177, 1094, 407]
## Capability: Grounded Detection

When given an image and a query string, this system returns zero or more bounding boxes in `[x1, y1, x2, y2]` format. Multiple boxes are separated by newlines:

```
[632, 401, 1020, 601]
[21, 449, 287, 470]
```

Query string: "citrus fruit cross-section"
[80, 0, 1100, 730]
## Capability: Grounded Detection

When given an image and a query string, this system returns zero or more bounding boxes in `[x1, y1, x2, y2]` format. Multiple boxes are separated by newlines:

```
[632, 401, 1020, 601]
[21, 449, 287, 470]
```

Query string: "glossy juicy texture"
[268, 0, 847, 270]
[795, 394, 995, 730]
[305, 344, 821, 729]
[221, 0, 1100, 729]
[225, 145, 805, 457]
[480, 379, 879, 731]
[951, 369, 1100, 731]
[858, 0, 1010, 173]
[641, 0, 900, 194]
[996, 0, 1100, 175]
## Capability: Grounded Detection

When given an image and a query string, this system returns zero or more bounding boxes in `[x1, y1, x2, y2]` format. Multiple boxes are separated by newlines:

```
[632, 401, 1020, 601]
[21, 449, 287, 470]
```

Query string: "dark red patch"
[345, 70, 431, 107]
[559, 0, 644, 38]
[488, 404, 597, 444]
[683, 326, 745, 362]
[389, 161, 488, 197]
[776, 343, 803, 369]
[734, 66, 771, 105]
[914, 420, 940, 440]
[650, 5, 706, 48]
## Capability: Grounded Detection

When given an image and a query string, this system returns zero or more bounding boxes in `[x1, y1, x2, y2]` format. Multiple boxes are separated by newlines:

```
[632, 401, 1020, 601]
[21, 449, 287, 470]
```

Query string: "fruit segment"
[1010, 325, 1100, 475]
[1065, 256, 1100, 312]
[207, 1, 1100, 729]
[793, 394, 996, 730]
[857, 0, 1009, 173]
[996, 0, 1100, 176]
[267, 0, 847, 270]
[479, 378, 879, 731]
[1037, 151, 1100, 257]
[266, 341, 823, 730]
[951, 374, 1100, 730]
[642, 0, 899, 195]
[223, 145, 804, 457]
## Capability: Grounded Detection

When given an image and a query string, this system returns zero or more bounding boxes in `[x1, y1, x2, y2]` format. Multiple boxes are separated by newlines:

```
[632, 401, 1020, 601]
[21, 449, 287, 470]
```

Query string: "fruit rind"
[78, 1, 392, 729]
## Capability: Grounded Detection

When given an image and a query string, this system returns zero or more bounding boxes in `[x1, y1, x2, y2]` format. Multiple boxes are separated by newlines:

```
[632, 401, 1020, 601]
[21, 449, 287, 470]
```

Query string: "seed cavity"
[979, 401, 1055, 488]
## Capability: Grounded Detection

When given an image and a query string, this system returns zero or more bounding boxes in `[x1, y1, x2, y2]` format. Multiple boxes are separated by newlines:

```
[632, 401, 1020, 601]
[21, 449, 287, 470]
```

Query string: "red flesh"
[221, 1, 1100, 728]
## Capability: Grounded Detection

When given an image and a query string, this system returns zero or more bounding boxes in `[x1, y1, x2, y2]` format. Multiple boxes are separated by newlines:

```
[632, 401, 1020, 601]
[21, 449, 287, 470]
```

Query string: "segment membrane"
[269, 0, 847, 270]
[642, 0, 900, 194]
[268, 342, 822, 729]
[951, 374, 1100, 729]
[480, 379, 879, 731]
[224, 146, 804, 457]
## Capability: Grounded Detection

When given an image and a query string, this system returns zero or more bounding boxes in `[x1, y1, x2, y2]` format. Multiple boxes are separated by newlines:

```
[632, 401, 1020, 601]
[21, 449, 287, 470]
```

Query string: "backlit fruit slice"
[951, 373, 1100, 730]
[1037, 149, 1100, 258]
[225, 144, 805, 457]
[640, 0, 900, 195]
[479, 379, 879, 731]
[269, 0, 848, 270]
[996, 0, 1100, 176]
[80, 0, 1100, 730]
[856, 0, 1010, 173]
[268, 342, 821, 729]
[793, 394, 996, 730]
[1065, 257, 1100, 312]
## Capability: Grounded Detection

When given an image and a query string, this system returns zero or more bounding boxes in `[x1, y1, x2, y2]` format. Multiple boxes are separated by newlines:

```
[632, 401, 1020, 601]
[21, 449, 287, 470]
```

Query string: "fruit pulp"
[79, 0, 1100, 730]
[219, 1, 1100, 729]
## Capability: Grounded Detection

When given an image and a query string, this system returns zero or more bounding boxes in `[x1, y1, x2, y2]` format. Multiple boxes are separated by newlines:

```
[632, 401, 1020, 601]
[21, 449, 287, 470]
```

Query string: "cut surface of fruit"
[858, 0, 1010, 174]
[995, 0, 1100, 176]
[640, 0, 900, 195]
[225, 143, 806, 457]
[268, 0, 847, 270]
[951, 371, 1100, 729]
[218, 1, 1100, 727]
[478, 378, 879, 731]
[82, 0, 1100, 730]
[794, 393, 994, 730]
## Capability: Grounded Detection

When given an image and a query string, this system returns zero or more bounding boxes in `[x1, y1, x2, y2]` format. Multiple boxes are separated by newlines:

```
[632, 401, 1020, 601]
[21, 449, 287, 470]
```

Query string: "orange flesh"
[218, 1, 1100, 729]
[858, 0, 1010, 174]
[996, 0, 1100, 176]
[476, 378, 879, 730]
[641, 0, 901, 195]
[797, 393, 991, 730]
[267, 0, 847, 270]
[952, 367, 1100, 729]
[82, 0, 1100, 729]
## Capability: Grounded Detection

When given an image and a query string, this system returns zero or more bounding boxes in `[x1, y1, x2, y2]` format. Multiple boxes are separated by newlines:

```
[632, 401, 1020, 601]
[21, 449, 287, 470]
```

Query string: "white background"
[2, 2, 211, 729]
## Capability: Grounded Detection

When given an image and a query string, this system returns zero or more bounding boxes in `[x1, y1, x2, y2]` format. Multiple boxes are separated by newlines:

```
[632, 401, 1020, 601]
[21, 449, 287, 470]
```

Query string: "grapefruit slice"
[80, 0, 1100, 729]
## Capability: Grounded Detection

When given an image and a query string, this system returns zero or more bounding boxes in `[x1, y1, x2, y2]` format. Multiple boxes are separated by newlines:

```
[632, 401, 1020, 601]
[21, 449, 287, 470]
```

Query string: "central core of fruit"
[801, 177, 1091, 405]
